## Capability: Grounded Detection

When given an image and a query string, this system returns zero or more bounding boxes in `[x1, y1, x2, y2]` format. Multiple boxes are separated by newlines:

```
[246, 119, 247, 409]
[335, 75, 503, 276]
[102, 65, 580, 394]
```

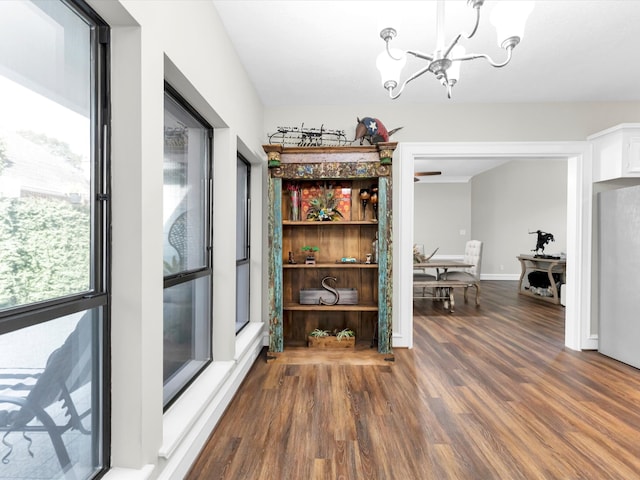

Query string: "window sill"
[102, 465, 155, 480]
[159, 322, 265, 459]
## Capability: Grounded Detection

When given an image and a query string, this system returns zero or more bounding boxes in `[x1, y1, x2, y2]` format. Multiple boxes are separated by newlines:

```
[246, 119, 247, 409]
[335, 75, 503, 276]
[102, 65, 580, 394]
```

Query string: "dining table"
[413, 259, 473, 280]
[413, 260, 474, 312]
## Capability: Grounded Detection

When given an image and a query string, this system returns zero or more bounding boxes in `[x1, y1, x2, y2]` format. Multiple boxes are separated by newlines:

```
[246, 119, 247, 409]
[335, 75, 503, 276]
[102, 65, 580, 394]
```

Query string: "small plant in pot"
[307, 327, 356, 348]
[335, 328, 355, 341]
[302, 245, 319, 265]
[309, 328, 330, 338]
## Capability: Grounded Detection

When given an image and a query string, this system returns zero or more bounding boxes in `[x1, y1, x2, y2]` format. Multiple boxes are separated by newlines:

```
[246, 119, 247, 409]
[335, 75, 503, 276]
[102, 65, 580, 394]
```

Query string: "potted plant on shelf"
[309, 328, 330, 338]
[335, 328, 355, 342]
[307, 328, 356, 348]
[306, 184, 344, 221]
[302, 245, 319, 264]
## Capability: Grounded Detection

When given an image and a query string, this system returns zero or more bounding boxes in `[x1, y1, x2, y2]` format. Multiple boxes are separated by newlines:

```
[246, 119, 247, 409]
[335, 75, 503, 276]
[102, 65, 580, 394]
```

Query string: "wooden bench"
[413, 279, 480, 312]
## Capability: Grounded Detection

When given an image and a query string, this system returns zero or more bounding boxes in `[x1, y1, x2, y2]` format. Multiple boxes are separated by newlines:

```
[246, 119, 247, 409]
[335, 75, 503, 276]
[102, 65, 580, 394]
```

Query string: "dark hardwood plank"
[187, 281, 640, 479]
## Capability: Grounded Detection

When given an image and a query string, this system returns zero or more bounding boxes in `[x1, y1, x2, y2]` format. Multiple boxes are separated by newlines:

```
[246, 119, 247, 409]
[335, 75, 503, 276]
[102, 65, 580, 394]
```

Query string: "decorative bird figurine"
[352, 117, 402, 145]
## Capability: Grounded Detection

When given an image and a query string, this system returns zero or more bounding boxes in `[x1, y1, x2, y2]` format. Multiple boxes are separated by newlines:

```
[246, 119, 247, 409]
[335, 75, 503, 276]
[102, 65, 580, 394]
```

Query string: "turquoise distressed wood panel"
[268, 175, 283, 353]
[377, 176, 393, 354]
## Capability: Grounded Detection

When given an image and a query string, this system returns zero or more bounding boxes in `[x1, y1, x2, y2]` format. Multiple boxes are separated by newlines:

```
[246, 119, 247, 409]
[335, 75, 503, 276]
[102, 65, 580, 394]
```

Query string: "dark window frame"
[235, 154, 250, 333]
[237, 153, 251, 263]
[0, 0, 111, 478]
[162, 82, 213, 410]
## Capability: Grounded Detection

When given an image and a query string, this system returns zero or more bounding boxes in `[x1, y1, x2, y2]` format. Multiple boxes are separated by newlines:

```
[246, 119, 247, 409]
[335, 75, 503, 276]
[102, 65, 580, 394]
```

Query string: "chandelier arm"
[452, 46, 514, 68]
[442, 7, 481, 58]
[386, 63, 435, 99]
[466, 6, 482, 40]
[385, 39, 405, 61]
[442, 34, 463, 60]
[406, 49, 434, 62]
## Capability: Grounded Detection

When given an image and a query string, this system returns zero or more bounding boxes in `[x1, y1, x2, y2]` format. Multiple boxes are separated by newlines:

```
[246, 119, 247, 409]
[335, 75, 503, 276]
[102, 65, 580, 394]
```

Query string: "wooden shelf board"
[283, 263, 378, 269]
[268, 344, 394, 365]
[283, 220, 378, 226]
[284, 303, 378, 312]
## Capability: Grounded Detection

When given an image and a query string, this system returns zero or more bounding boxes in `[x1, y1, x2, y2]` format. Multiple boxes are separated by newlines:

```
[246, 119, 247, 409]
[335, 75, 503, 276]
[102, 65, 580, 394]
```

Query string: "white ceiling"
[212, 0, 640, 180]
[413, 157, 510, 183]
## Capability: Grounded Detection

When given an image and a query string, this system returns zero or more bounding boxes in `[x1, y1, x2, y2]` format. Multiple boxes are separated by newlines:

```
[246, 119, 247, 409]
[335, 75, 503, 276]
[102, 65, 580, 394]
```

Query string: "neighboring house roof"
[0, 128, 89, 202]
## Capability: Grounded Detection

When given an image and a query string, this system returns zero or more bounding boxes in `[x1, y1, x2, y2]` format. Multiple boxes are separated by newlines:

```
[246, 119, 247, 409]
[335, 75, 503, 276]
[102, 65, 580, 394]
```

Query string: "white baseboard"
[583, 334, 598, 351]
[480, 273, 520, 281]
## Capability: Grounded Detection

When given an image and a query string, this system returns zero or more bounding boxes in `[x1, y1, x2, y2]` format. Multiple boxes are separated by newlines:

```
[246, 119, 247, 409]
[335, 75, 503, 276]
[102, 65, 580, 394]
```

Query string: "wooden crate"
[307, 335, 355, 348]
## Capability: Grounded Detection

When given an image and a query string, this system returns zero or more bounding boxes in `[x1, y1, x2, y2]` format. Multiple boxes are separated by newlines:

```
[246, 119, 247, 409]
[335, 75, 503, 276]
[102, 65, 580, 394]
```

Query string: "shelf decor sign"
[300, 276, 358, 305]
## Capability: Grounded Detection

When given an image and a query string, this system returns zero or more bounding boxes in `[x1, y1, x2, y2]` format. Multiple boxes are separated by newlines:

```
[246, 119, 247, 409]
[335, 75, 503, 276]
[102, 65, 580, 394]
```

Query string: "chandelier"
[376, 0, 534, 99]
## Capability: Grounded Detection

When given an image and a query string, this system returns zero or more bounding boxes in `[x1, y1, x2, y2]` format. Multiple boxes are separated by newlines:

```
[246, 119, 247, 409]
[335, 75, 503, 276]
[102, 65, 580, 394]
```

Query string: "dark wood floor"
[187, 281, 640, 479]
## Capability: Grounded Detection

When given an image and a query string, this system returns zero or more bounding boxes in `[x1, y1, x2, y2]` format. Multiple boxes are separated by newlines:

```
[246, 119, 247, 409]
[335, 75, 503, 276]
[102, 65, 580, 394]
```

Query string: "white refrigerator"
[598, 184, 640, 369]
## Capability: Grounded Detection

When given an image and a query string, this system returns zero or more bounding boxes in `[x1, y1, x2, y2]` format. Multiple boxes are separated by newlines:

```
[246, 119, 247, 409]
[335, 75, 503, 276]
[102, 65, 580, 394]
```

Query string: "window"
[0, 1, 109, 479]
[163, 84, 212, 408]
[236, 155, 250, 333]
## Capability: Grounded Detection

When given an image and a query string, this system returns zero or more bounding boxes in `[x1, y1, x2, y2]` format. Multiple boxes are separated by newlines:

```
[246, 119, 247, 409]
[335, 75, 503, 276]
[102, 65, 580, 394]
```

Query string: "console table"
[517, 255, 566, 304]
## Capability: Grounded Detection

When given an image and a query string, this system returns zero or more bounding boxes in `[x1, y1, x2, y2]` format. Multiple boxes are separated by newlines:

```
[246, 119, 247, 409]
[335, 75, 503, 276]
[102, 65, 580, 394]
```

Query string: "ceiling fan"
[414, 171, 442, 182]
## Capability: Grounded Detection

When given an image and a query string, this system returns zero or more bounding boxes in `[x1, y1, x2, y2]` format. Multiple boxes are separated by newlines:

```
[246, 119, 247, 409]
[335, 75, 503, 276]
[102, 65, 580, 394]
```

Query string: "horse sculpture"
[530, 230, 555, 256]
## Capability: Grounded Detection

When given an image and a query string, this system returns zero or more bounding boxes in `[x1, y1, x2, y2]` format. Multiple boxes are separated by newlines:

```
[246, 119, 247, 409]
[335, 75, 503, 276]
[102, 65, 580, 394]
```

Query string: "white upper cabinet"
[589, 123, 640, 182]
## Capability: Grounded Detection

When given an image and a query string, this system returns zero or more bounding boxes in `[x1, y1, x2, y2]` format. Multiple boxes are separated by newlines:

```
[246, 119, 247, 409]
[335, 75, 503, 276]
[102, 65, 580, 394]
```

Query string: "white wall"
[472, 160, 568, 277]
[85, 1, 267, 479]
[414, 182, 471, 256]
[264, 102, 640, 145]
